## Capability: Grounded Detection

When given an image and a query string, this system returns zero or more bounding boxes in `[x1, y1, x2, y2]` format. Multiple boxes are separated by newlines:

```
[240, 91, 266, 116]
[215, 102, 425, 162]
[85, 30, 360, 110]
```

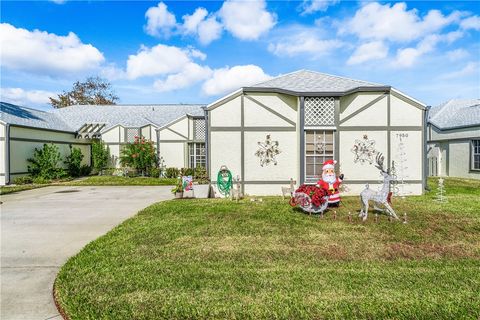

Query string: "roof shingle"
[428, 99, 480, 130]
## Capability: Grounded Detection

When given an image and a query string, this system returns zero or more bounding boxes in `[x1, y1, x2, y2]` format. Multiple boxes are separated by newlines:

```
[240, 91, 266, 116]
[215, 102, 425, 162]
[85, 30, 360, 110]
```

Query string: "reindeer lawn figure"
[359, 153, 400, 221]
[281, 178, 296, 199]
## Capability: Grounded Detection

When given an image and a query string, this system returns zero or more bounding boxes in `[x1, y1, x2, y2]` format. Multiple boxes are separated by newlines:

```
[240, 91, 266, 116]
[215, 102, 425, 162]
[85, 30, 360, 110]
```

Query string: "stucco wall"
[448, 141, 480, 179]
[0, 123, 6, 185]
[8, 126, 91, 182]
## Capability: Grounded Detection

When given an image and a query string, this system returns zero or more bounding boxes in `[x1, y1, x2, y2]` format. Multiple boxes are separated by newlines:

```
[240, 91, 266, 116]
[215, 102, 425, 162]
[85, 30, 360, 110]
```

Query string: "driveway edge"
[53, 277, 69, 320]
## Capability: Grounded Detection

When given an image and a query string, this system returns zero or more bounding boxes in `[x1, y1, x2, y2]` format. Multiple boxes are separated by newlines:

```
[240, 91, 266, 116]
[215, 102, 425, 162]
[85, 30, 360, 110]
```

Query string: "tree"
[64, 147, 84, 177]
[27, 143, 65, 180]
[120, 136, 157, 176]
[49, 76, 119, 108]
[92, 139, 110, 174]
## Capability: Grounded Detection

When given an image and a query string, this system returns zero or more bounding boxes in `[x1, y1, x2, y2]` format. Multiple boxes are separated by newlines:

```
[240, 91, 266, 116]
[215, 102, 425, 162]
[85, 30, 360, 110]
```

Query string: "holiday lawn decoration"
[351, 134, 378, 165]
[281, 178, 296, 199]
[359, 153, 400, 221]
[316, 159, 343, 206]
[435, 178, 448, 203]
[255, 134, 281, 166]
[290, 184, 329, 214]
[217, 165, 233, 198]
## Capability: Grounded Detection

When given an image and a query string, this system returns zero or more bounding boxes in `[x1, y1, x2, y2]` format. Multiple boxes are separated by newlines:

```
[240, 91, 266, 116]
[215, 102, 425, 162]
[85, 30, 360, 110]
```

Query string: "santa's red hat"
[322, 159, 337, 170]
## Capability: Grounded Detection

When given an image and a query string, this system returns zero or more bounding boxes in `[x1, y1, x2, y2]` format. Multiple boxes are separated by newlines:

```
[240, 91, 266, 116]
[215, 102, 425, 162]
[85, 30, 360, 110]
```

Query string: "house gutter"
[5, 123, 11, 184]
[424, 106, 431, 191]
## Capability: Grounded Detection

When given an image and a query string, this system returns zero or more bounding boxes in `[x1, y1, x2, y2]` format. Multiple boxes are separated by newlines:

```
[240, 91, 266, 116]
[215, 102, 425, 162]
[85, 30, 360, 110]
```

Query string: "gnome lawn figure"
[316, 160, 344, 207]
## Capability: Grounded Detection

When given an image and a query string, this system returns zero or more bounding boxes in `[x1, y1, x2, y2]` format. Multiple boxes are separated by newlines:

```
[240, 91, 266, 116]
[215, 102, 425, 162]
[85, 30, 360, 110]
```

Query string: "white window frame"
[189, 142, 206, 169]
[471, 139, 480, 171]
[304, 130, 335, 184]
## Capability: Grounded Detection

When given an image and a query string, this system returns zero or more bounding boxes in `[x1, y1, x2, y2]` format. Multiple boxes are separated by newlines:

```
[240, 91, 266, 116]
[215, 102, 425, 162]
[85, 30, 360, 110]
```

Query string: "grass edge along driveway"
[55, 178, 480, 319]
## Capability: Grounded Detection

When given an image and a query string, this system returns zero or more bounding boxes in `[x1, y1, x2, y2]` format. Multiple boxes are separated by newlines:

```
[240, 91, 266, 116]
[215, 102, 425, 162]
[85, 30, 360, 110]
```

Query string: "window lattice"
[194, 119, 206, 141]
[126, 128, 139, 143]
[305, 97, 335, 126]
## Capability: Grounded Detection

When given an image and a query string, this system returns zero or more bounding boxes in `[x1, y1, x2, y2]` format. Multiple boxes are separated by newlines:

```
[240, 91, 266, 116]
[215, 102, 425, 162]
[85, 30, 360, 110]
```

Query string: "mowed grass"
[55, 178, 480, 319]
[0, 184, 47, 195]
[64, 175, 177, 186]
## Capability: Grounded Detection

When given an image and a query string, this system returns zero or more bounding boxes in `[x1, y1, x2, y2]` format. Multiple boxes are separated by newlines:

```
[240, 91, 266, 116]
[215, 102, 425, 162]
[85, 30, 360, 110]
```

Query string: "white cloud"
[181, 8, 223, 45]
[219, 0, 276, 40]
[50, 0, 66, 4]
[0, 23, 104, 76]
[1, 87, 55, 106]
[460, 15, 480, 31]
[347, 41, 388, 65]
[300, 0, 339, 15]
[202, 65, 271, 96]
[126, 44, 206, 79]
[394, 31, 462, 67]
[340, 2, 462, 42]
[144, 2, 177, 37]
[268, 27, 344, 58]
[440, 62, 479, 79]
[446, 48, 469, 61]
[153, 63, 212, 92]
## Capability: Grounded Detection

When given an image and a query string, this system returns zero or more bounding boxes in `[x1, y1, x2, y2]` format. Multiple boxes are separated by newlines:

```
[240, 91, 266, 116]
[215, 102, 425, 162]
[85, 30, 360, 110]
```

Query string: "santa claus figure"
[316, 160, 344, 206]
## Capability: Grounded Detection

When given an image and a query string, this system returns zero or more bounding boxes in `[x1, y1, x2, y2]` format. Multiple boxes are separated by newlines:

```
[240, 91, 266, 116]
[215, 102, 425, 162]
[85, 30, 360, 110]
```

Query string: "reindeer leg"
[362, 200, 369, 221]
[359, 197, 365, 217]
[384, 202, 399, 220]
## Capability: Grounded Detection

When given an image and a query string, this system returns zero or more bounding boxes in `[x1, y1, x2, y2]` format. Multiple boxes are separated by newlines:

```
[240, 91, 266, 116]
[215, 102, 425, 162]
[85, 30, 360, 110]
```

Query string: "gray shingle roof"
[248, 69, 385, 93]
[1, 102, 205, 132]
[428, 99, 480, 130]
[0, 102, 72, 131]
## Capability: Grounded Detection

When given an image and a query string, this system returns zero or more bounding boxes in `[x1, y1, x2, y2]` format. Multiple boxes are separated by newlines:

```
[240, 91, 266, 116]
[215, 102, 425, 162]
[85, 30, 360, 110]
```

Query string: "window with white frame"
[305, 130, 334, 183]
[472, 140, 480, 170]
[189, 143, 206, 168]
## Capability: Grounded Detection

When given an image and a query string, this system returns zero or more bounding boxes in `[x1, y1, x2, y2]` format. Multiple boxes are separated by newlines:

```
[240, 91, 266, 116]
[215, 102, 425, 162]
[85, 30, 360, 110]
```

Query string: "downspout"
[156, 129, 160, 163]
[5, 123, 10, 184]
[299, 96, 305, 184]
[424, 106, 431, 191]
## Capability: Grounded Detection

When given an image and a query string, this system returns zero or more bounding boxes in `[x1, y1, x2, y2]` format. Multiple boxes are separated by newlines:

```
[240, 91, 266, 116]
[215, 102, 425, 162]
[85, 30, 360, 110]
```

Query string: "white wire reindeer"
[359, 153, 399, 221]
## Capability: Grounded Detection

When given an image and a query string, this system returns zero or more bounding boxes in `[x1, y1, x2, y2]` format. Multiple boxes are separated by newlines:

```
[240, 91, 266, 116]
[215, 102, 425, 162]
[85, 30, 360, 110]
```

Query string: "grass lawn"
[0, 184, 47, 195]
[63, 175, 177, 186]
[55, 178, 480, 319]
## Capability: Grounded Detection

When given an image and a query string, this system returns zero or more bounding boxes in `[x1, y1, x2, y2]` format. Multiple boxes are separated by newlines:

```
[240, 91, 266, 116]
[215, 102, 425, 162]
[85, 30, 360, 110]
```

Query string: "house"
[0, 102, 205, 185]
[427, 99, 480, 179]
[206, 70, 428, 196]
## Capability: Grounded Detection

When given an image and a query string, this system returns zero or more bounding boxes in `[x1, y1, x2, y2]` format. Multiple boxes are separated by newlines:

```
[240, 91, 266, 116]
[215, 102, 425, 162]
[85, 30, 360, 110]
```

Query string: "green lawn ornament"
[217, 165, 233, 198]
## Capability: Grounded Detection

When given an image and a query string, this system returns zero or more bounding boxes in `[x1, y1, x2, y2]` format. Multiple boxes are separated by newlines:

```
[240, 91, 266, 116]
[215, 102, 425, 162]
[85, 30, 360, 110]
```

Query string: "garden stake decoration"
[359, 153, 400, 222]
[217, 165, 233, 198]
[435, 178, 448, 203]
[255, 134, 281, 167]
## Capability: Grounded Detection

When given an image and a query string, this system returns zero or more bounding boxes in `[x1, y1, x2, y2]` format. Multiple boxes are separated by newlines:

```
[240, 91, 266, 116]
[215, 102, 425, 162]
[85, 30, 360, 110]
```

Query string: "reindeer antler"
[375, 153, 386, 173]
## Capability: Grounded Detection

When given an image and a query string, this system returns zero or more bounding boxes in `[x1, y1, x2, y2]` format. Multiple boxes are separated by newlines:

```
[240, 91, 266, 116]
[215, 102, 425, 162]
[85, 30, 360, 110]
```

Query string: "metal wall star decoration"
[255, 134, 281, 167]
[351, 134, 378, 165]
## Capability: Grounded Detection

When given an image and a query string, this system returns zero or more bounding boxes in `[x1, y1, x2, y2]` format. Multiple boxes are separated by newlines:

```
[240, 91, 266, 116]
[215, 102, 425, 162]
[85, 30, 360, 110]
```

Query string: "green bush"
[92, 139, 110, 174]
[180, 167, 194, 177]
[80, 165, 92, 176]
[64, 147, 84, 177]
[32, 176, 51, 184]
[149, 167, 160, 178]
[194, 166, 209, 184]
[27, 143, 66, 179]
[13, 176, 33, 185]
[120, 136, 157, 176]
[165, 167, 180, 178]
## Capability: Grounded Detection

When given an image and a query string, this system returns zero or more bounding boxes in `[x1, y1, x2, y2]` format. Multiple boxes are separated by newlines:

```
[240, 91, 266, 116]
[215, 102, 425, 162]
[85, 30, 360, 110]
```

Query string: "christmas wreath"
[294, 184, 328, 207]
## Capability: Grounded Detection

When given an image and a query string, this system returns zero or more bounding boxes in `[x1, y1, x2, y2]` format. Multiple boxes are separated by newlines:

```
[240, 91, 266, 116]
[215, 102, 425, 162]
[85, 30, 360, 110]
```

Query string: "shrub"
[194, 166, 209, 184]
[80, 165, 92, 176]
[165, 167, 180, 179]
[149, 167, 160, 178]
[180, 167, 194, 177]
[64, 147, 84, 177]
[13, 176, 33, 185]
[27, 143, 66, 180]
[120, 136, 157, 176]
[92, 139, 110, 174]
[32, 176, 51, 184]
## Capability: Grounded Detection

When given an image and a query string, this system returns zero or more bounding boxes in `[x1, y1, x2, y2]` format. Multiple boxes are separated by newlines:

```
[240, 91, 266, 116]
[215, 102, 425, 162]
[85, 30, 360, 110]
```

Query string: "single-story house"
[206, 70, 428, 196]
[427, 99, 480, 179]
[0, 102, 205, 185]
[1, 69, 428, 195]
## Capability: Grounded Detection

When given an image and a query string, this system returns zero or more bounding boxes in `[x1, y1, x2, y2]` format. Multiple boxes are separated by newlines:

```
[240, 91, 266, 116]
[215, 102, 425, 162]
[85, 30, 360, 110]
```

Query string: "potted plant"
[171, 179, 183, 199]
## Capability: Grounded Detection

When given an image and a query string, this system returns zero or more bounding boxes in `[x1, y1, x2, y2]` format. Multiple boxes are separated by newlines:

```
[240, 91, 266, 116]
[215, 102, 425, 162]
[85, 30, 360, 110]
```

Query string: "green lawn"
[63, 175, 177, 186]
[0, 184, 47, 195]
[55, 178, 480, 319]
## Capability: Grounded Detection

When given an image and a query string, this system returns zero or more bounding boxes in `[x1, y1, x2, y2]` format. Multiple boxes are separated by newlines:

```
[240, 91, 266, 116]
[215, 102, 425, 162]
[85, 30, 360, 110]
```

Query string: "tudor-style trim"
[387, 93, 391, 170]
[10, 137, 91, 145]
[241, 94, 245, 193]
[165, 127, 188, 140]
[156, 129, 161, 163]
[244, 95, 296, 127]
[206, 88, 243, 111]
[390, 88, 426, 110]
[158, 140, 205, 143]
[156, 115, 188, 131]
[9, 124, 76, 135]
[207, 109, 212, 180]
[6, 124, 10, 184]
[339, 93, 387, 125]
[204, 108, 209, 175]
[334, 97, 340, 165]
[210, 126, 297, 132]
[338, 126, 423, 131]
[243, 86, 391, 97]
[428, 136, 480, 143]
[422, 106, 429, 191]
[299, 96, 305, 184]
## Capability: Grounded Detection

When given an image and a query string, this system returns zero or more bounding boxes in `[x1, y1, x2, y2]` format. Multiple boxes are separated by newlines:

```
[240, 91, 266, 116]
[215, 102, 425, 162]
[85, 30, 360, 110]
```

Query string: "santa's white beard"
[322, 173, 336, 184]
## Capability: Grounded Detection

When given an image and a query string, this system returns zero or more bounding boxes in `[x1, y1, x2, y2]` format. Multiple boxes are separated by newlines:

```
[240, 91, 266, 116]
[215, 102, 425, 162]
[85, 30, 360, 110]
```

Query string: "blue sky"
[1, 0, 479, 110]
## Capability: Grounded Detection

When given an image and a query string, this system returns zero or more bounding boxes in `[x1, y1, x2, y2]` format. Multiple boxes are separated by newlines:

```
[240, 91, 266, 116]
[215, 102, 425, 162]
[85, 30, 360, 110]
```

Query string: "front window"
[189, 143, 206, 168]
[472, 140, 480, 170]
[305, 130, 334, 183]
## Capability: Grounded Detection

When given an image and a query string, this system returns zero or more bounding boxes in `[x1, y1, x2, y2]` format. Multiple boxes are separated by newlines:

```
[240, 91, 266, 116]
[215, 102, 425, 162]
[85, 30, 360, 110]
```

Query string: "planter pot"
[174, 192, 183, 199]
[194, 184, 211, 198]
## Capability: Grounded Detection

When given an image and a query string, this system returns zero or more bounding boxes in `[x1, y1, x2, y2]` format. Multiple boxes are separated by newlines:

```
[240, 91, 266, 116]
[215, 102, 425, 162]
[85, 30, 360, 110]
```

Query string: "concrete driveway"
[1, 185, 172, 320]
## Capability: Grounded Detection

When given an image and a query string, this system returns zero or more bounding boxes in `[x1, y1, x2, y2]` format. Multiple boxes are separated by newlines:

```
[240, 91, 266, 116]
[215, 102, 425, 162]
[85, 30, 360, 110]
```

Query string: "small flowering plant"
[294, 184, 328, 207]
[120, 136, 157, 176]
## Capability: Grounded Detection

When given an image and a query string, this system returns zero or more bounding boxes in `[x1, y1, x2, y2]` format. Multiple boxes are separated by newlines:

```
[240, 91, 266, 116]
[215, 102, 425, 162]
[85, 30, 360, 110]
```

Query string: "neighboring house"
[206, 70, 427, 196]
[0, 102, 205, 185]
[427, 99, 480, 179]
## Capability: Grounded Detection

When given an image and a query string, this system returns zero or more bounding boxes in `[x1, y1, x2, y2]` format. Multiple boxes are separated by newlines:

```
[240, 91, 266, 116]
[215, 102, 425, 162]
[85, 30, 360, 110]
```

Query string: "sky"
[1, 0, 479, 111]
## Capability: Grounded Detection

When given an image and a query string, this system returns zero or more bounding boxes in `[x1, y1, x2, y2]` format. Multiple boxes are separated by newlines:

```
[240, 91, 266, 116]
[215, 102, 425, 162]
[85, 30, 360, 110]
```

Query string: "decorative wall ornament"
[315, 141, 326, 153]
[351, 134, 378, 165]
[255, 134, 281, 167]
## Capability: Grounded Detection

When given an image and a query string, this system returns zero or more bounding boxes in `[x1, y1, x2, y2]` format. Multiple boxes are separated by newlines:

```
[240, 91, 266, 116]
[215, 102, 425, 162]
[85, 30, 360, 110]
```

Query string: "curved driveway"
[1, 186, 172, 320]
